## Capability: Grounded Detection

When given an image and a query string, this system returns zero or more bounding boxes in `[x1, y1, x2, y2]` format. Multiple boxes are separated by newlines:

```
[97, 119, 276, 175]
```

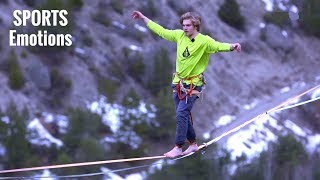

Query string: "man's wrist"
[143, 17, 150, 24]
[230, 44, 235, 51]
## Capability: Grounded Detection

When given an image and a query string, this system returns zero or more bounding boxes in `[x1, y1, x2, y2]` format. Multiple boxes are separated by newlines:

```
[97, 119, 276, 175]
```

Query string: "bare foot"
[182, 144, 198, 155]
[164, 146, 182, 158]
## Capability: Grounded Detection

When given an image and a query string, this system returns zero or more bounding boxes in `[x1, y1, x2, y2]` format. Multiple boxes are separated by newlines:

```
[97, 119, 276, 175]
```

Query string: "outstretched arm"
[132, 11, 150, 24]
[206, 38, 242, 53]
[132, 10, 179, 42]
[230, 43, 241, 52]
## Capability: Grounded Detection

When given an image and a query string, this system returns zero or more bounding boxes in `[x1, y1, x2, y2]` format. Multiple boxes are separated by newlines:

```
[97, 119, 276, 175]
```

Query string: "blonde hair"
[179, 12, 202, 31]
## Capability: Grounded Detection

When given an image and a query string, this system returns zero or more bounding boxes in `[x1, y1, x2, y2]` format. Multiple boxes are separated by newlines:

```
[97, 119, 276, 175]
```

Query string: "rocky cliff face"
[0, 0, 320, 179]
[0, 0, 319, 155]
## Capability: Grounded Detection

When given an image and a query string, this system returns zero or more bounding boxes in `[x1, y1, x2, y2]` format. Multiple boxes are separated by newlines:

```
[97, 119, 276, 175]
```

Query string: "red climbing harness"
[174, 73, 205, 100]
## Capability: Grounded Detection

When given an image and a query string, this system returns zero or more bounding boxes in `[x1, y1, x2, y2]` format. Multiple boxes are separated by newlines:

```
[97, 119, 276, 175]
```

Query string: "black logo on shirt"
[182, 47, 190, 58]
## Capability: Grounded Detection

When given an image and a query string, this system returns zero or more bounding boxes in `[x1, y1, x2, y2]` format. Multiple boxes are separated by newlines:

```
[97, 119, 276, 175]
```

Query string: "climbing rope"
[194, 83, 320, 153]
[0, 156, 165, 174]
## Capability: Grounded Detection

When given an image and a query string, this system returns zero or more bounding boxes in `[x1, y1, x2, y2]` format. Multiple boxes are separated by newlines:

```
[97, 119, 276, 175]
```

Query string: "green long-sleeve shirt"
[147, 20, 231, 86]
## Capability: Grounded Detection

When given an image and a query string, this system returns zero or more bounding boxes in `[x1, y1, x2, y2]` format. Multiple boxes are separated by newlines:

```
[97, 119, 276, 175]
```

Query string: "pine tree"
[1, 103, 36, 169]
[218, 0, 245, 31]
[300, 0, 320, 37]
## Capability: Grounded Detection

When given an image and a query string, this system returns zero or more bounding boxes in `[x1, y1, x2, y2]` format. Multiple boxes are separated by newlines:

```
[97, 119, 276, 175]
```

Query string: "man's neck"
[189, 32, 199, 40]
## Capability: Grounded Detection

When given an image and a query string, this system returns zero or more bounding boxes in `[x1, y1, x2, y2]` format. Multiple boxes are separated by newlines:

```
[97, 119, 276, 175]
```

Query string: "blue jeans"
[172, 84, 202, 146]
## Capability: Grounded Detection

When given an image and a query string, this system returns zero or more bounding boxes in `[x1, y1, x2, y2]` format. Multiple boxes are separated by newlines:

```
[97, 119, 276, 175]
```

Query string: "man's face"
[182, 19, 197, 37]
